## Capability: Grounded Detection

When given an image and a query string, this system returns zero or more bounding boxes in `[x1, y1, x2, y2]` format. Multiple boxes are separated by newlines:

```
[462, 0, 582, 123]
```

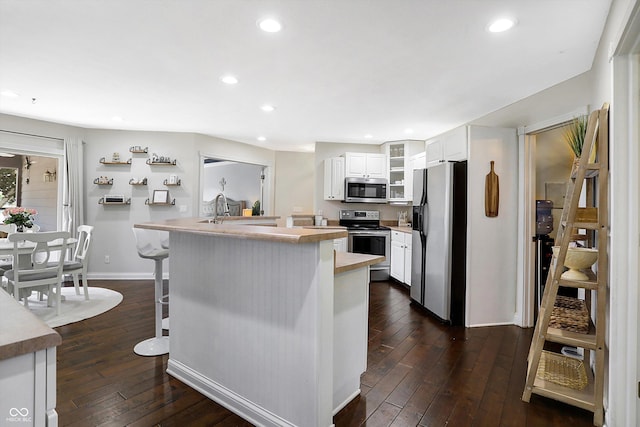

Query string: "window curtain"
[62, 137, 84, 241]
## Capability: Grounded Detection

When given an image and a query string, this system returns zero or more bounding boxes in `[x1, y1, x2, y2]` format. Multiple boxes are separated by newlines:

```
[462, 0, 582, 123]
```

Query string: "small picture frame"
[152, 190, 169, 204]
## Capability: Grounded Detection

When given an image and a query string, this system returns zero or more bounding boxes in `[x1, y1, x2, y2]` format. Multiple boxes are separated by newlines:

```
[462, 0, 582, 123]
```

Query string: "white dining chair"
[0, 223, 17, 288]
[4, 231, 70, 315]
[61, 225, 94, 300]
[132, 227, 170, 356]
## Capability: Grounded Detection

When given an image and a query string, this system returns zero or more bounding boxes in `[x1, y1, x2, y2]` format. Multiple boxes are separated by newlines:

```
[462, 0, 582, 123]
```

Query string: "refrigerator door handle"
[422, 204, 429, 238]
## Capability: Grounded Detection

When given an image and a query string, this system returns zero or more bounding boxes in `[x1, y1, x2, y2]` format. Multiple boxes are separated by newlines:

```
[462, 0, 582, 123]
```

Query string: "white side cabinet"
[323, 157, 345, 200]
[404, 234, 412, 286]
[390, 230, 412, 285]
[344, 153, 386, 178]
[425, 126, 468, 167]
[333, 237, 347, 252]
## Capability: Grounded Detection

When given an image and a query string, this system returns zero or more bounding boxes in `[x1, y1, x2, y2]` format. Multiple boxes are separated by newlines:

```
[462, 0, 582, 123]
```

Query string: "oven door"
[347, 230, 390, 266]
[348, 230, 390, 280]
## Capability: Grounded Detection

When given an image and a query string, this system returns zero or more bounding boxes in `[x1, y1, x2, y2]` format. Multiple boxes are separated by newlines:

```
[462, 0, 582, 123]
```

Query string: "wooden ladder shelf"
[522, 103, 609, 426]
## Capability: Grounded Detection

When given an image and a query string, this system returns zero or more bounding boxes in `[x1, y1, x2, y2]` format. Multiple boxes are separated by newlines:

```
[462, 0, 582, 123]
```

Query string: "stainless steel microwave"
[344, 177, 388, 203]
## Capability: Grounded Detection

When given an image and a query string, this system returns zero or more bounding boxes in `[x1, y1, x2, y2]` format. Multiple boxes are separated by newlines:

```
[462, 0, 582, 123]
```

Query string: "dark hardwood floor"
[54, 280, 595, 426]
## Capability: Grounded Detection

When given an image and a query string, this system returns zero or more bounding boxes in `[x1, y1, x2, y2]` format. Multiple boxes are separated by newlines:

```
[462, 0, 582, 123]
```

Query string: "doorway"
[197, 153, 269, 218]
[518, 107, 588, 327]
[0, 151, 61, 231]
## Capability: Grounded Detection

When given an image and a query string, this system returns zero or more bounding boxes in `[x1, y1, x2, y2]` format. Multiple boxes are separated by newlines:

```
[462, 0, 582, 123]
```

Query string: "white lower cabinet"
[333, 237, 347, 252]
[390, 230, 411, 285]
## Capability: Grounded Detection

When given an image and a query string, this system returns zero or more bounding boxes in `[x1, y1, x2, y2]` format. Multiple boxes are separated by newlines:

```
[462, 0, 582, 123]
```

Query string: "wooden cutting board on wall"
[485, 160, 499, 217]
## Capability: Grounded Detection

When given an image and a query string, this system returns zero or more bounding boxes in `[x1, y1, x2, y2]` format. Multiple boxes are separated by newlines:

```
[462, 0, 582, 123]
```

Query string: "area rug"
[25, 287, 123, 328]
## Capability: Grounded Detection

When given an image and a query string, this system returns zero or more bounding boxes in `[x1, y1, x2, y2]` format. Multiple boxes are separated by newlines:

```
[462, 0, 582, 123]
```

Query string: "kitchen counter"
[0, 288, 60, 425]
[387, 225, 412, 233]
[137, 219, 377, 426]
[334, 252, 384, 274]
[0, 288, 61, 360]
[136, 217, 347, 244]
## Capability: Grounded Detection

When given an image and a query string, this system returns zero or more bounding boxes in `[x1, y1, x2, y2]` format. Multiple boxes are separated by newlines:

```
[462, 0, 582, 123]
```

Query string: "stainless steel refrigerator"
[410, 161, 467, 325]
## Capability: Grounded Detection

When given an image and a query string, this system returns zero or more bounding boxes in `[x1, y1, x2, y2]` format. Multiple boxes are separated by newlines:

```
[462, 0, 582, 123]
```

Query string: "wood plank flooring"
[54, 280, 596, 426]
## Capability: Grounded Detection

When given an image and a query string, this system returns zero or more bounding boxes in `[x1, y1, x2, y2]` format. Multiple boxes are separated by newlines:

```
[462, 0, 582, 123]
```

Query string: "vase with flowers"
[3, 207, 38, 232]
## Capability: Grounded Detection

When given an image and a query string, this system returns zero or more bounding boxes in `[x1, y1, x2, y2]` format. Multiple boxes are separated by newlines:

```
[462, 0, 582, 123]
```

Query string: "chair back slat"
[9, 231, 70, 283]
[74, 225, 94, 262]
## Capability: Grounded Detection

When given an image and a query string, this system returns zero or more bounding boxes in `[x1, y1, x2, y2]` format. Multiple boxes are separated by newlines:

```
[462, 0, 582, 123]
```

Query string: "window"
[0, 167, 17, 207]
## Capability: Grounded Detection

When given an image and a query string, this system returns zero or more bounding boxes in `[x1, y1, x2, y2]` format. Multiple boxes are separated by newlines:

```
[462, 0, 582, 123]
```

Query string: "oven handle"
[346, 230, 390, 236]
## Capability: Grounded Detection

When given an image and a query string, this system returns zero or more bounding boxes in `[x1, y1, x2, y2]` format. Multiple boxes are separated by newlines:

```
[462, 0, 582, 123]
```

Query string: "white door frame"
[0, 131, 65, 231]
[608, 2, 640, 424]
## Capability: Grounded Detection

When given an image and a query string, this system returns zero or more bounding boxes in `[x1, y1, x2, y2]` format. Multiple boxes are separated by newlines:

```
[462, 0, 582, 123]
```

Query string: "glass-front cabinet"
[384, 140, 425, 204]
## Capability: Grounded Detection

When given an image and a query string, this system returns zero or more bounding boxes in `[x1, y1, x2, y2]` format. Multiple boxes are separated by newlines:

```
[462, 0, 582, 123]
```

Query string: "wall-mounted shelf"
[94, 177, 114, 185]
[100, 157, 132, 165]
[98, 197, 131, 205]
[129, 146, 149, 154]
[146, 159, 177, 166]
[145, 198, 176, 206]
[163, 178, 181, 186]
[129, 178, 148, 185]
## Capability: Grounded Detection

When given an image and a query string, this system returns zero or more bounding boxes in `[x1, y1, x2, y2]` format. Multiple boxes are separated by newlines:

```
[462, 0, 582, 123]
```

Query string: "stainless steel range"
[339, 209, 390, 281]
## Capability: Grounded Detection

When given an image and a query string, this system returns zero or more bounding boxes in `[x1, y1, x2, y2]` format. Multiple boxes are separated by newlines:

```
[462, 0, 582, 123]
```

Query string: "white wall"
[84, 129, 276, 279]
[274, 151, 315, 224]
[465, 126, 519, 327]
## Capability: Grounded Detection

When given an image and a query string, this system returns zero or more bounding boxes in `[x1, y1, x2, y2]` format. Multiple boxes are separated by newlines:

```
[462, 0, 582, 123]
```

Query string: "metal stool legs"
[134, 257, 169, 356]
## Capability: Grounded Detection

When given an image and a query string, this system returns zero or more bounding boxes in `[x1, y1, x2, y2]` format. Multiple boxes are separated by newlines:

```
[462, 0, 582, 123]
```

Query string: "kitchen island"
[135, 218, 383, 427]
[0, 289, 61, 426]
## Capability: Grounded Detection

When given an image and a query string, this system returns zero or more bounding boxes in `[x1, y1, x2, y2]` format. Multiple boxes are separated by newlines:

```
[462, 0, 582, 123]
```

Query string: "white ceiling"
[0, 0, 612, 152]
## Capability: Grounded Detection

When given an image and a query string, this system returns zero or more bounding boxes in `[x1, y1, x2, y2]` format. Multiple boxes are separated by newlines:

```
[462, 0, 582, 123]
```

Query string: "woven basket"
[537, 350, 588, 390]
[549, 296, 589, 334]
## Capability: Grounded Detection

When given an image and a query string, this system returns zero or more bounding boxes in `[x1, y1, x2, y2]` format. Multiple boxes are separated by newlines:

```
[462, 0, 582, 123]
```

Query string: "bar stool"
[132, 228, 170, 356]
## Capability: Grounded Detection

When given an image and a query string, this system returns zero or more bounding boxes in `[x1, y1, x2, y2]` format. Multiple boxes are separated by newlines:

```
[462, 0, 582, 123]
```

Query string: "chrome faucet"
[212, 193, 230, 224]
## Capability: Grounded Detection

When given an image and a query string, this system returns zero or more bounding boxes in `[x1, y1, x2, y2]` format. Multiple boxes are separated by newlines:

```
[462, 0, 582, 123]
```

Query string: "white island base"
[155, 225, 380, 427]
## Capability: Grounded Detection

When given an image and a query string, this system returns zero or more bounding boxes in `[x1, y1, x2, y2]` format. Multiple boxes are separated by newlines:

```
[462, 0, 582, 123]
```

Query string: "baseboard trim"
[86, 273, 170, 280]
[167, 359, 297, 427]
[332, 389, 360, 416]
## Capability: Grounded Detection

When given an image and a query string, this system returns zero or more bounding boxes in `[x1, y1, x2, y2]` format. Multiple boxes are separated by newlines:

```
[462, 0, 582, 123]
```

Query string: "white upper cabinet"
[425, 137, 444, 168]
[426, 126, 468, 167]
[323, 157, 345, 200]
[443, 126, 468, 161]
[344, 152, 386, 178]
[384, 140, 425, 203]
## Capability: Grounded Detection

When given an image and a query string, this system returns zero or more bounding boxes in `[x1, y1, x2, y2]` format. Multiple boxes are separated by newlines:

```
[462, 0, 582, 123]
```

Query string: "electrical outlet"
[104, 255, 110, 264]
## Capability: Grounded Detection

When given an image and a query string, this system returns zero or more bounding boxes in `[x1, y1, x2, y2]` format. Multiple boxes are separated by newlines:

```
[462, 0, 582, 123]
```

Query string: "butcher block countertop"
[136, 217, 348, 244]
[334, 252, 385, 275]
[0, 289, 61, 361]
[387, 225, 413, 233]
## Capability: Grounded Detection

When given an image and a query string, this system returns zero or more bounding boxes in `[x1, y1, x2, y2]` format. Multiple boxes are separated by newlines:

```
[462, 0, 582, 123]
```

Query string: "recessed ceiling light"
[404, 128, 414, 134]
[364, 134, 373, 139]
[261, 104, 276, 112]
[112, 116, 123, 122]
[220, 75, 238, 85]
[1, 90, 19, 98]
[488, 18, 516, 33]
[257, 136, 267, 142]
[258, 18, 282, 33]
[0, 153, 15, 157]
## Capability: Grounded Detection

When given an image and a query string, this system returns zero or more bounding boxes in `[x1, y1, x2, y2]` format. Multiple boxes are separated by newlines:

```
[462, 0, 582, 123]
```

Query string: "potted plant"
[564, 115, 589, 176]
[564, 115, 588, 157]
